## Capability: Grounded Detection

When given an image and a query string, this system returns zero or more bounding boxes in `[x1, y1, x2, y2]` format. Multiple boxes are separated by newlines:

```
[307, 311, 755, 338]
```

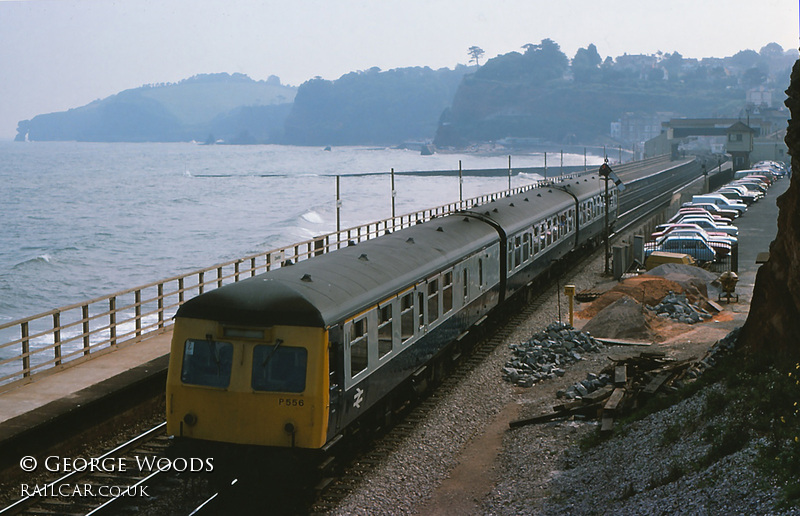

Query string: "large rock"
[738, 57, 800, 363]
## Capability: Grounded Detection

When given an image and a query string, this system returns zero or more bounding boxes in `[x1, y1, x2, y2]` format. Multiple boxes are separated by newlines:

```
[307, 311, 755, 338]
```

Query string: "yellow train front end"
[166, 317, 329, 450]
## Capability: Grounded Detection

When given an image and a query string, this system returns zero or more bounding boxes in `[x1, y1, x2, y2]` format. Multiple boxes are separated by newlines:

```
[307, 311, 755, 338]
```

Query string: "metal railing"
[0, 178, 564, 391]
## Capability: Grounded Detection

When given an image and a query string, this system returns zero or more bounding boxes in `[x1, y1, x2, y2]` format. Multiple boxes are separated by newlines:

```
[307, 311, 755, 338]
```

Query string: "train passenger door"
[327, 327, 344, 434]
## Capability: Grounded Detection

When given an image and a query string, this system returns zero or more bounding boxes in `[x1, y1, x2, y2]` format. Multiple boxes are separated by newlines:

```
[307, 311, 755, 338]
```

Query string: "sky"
[0, 0, 798, 139]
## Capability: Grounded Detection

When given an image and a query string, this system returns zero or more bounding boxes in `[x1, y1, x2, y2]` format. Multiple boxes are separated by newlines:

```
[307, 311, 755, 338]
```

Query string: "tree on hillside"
[572, 44, 602, 82]
[468, 46, 485, 67]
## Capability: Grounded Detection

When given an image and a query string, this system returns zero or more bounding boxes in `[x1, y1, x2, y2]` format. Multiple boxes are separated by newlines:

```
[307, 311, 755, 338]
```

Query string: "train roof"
[176, 213, 499, 329]
[466, 176, 604, 235]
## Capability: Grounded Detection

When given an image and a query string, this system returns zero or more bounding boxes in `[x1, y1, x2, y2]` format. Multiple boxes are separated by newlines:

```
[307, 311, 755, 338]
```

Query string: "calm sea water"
[0, 141, 600, 325]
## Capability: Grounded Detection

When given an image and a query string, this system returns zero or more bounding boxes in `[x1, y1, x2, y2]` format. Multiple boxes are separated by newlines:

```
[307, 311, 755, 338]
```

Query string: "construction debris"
[502, 322, 603, 388]
[509, 351, 695, 432]
[647, 291, 713, 324]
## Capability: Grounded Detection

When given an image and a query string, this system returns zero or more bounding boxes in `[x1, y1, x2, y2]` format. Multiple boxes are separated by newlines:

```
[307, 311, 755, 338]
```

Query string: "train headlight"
[284, 422, 295, 435]
[183, 413, 198, 426]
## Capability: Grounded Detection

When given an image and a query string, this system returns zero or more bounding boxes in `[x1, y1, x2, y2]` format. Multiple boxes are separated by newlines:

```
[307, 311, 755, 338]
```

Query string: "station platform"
[0, 331, 172, 473]
[0, 173, 789, 477]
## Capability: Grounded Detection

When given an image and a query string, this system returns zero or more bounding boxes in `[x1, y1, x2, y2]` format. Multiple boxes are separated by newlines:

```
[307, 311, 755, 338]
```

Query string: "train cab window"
[400, 293, 414, 342]
[251, 343, 307, 393]
[443, 271, 453, 313]
[349, 318, 368, 377]
[378, 304, 393, 358]
[181, 339, 234, 388]
[427, 279, 439, 324]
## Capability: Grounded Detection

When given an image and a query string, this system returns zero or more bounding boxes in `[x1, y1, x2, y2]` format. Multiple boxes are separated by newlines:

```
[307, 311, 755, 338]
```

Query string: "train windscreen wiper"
[260, 338, 285, 368]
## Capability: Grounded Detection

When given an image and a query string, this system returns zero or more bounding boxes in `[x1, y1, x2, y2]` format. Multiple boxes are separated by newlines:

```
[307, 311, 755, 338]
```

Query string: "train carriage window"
[418, 292, 425, 329]
[427, 278, 439, 324]
[443, 271, 453, 313]
[252, 344, 307, 393]
[462, 269, 469, 302]
[349, 317, 368, 377]
[378, 304, 393, 358]
[181, 339, 234, 388]
[522, 233, 531, 262]
[400, 293, 414, 342]
[507, 242, 514, 271]
[514, 235, 522, 268]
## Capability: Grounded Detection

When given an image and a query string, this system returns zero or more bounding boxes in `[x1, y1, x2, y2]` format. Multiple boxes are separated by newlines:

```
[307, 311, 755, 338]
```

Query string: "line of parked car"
[644, 160, 787, 265]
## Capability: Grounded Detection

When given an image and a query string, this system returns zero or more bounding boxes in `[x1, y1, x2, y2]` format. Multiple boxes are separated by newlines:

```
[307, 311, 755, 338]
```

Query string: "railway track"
[1, 423, 170, 516]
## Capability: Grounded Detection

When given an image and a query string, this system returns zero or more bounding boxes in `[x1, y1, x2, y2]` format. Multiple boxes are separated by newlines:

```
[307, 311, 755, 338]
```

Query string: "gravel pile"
[647, 291, 712, 325]
[502, 322, 604, 388]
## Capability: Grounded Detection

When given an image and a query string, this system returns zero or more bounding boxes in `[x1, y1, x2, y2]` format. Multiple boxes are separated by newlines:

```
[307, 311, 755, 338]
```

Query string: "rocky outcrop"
[738, 56, 800, 362]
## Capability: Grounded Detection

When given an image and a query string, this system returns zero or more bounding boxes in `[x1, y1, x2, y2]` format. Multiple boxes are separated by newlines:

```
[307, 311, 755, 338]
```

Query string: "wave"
[300, 210, 325, 224]
[12, 254, 54, 269]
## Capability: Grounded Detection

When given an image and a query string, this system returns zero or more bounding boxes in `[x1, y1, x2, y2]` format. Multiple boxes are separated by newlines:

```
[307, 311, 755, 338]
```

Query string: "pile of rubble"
[502, 321, 603, 388]
[646, 291, 713, 325]
[510, 351, 695, 432]
[557, 372, 613, 400]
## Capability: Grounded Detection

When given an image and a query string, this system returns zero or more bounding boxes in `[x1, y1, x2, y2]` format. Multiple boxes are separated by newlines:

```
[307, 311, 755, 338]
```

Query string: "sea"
[0, 141, 601, 342]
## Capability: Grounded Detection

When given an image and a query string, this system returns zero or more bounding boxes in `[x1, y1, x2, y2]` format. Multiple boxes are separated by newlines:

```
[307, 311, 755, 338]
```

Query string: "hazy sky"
[0, 0, 797, 139]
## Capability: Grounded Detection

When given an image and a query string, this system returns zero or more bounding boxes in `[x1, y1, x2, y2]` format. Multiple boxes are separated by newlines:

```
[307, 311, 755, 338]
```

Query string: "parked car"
[676, 216, 738, 237]
[715, 188, 759, 205]
[733, 169, 773, 185]
[680, 202, 738, 222]
[672, 207, 733, 224]
[730, 180, 767, 196]
[652, 229, 732, 258]
[644, 235, 717, 264]
[691, 194, 747, 215]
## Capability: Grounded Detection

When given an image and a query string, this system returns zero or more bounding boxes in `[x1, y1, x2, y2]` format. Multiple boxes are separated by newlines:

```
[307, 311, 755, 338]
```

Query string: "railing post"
[53, 312, 61, 366]
[234, 261, 240, 281]
[199, 272, 205, 294]
[158, 283, 164, 329]
[110, 297, 117, 347]
[82, 305, 90, 356]
[21, 321, 30, 378]
[178, 278, 184, 304]
[217, 267, 223, 288]
[135, 290, 142, 337]
[250, 257, 256, 276]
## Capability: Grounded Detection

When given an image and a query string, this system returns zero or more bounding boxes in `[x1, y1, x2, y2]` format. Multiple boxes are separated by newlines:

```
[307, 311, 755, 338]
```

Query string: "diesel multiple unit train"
[165, 175, 619, 457]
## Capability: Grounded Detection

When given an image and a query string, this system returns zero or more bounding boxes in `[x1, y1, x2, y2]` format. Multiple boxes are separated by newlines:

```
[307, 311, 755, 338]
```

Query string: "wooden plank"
[643, 372, 671, 395]
[604, 387, 626, 412]
[582, 385, 614, 403]
[614, 364, 627, 386]
[597, 338, 651, 347]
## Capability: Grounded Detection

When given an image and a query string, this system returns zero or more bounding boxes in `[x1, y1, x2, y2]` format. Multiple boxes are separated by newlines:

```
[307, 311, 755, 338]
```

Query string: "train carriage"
[166, 212, 502, 452]
[166, 174, 619, 459]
